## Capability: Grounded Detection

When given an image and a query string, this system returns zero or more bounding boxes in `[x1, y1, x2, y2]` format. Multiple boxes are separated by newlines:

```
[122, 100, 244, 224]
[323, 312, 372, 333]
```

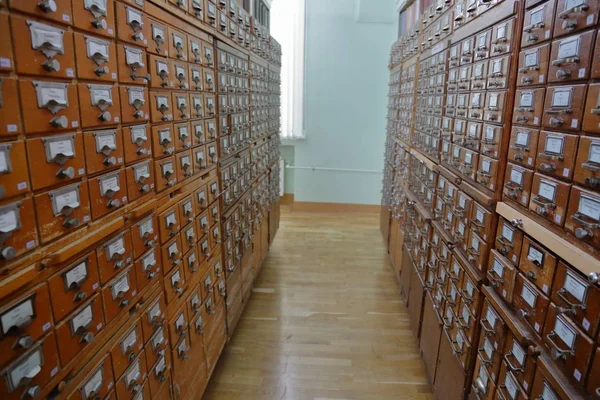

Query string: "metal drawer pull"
[546, 331, 574, 360]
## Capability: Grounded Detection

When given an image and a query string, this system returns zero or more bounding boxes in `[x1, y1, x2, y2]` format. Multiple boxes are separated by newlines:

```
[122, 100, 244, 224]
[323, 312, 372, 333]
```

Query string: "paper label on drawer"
[139, 217, 154, 238]
[91, 87, 112, 106]
[478, 365, 488, 389]
[528, 246, 544, 265]
[578, 194, 600, 221]
[72, 304, 93, 332]
[538, 180, 556, 201]
[126, 47, 144, 66]
[82, 367, 103, 399]
[29, 21, 65, 55]
[152, 25, 164, 41]
[461, 306, 470, 324]
[8, 347, 42, 390]
[142, 250, 156, 271]
[555, 317, 576, 348]
[101, 175, 119, 196]
[520, 283, 537, 308]
[545, 135, 564, 154]
[65, 261, 88, 289]
[176, 313, 185, 329]
[48, 138, 75, 160]
[492, 259, 504, 277]
[564, 271, 587, 302]
[121, 328, 137, 354]
[511, 340, 525, 365]
[571, 119, 578, 128]
[1, 297, 33, 334]
[455, 330, 464, 350]
[482, 159, 491, 173]
[128, 87, 145, 106]
[505, 372, 518, 399]
[168, 242, 178, 257]
[96, 132, 116, 153]
[107, 236, 125, 260]
[152, 327, 165, 349]
[502, 224, 514, 242]
[134, 163, 149, 182]
[483, 338, 494, 360]
[126, 7, 143, 26]
[171, 270, 181, 287]
[111, 273, 130, 300]
[486, 307, 497, 328]
[520, 92, 533, 107]
[155, 355, 166, 376]
[166, 212, 177, 228]
[0, 207, 18, 234]
[558, 37, 580, 60]
[148, 301, 161, 322]
[525, 51, 538, 67]
[529, 7, 543, 25]
[0, 58, 11, 68]
[475, 209, 485, 224]
[126, 359, 141, 386]
[542, 382, 559, 400]
[588, 142, 600, 163]
[53, 187, 80, 214]
[552, 88, 572, 107]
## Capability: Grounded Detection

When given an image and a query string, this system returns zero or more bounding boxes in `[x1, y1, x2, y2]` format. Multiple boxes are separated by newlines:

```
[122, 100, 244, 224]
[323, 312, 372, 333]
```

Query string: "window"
[272, 0, 305, 140]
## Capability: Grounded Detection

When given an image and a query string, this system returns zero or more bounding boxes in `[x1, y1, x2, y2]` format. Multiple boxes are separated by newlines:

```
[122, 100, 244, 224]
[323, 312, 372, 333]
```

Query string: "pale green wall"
[290, 0, 395, 205]
[280, 145, 295, 194]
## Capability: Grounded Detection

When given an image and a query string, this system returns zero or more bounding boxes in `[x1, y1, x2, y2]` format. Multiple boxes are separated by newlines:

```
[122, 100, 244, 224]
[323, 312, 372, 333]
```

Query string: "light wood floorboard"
[202, 207, 434, 400]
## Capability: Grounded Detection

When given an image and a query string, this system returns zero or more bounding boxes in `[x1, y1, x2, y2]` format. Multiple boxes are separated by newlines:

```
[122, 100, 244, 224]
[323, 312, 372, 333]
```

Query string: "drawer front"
[465, 230, 489, 273]
[0, 332, 60, 400]
[115, 3, 150, 47]
[115, 353, 148, 400]
[193, 145, 207, 174]
[96, 231, 133, 285]
[56, 295, 104, 364]
[588, 347, 600, 398]
[514, 88, 546, 127]
[141, 294, 166, 344]
[564, 186, 600, 249]
[173, 61, 189, 90]
[110, 321, 144, 380]
[83, 128, 124, 175]
[583, 82, 600, 134]
[151, 123, 175, 159]
[549, 30, 595, 82]
[470, 202, 495, 242]
[12, 16, 76, 79]
[0, 78, 22, 136]
[101, 265, 137, 323]
[10, 0, 73, 24]
[491, 17, 516, 55]
[487, 55, 511, 89]
[194, 185, 208, 213]
[458, 65, 472, 91]
[508, 126, 539, 168]
[484, 90, 507, 123]
[70, 355, 115, 400]
[449, 44, 460, 68]
[144, 326, 169, 372]
[78, 84, 120, 129]
[460, 36, 475, 65]
[176, 150, 193, 181]
[551, 261, 600, 338]
[168, 27, 188, 61]
[169, 304, 190, 345]
[149, 91, 173, 123]
[125, 160, 155, 202]
[496, 361, 529, 400]
[161, 235, 183, 275]
[134, 247, 160, 292]
[543, 305, 594, 387]
[88, 168, 128, 220]
[26, 132, 85, 191]
[513, 273, 550, 335]
[487, 249, 517, 303]
[158, 205, 180, 244]
[472, 357, 496, 400]
[519, 235, 557, 295]
[480, 299, 508, 352]
[542, 84, 587, 131]
[148, 18, 169, 57]
[0, 140, 29, 199]
[34, 181, 91, 243]
[48, 253, 99, 322]
[536, 131, 578, 180]
[148, 348, 171, 397]
[528, 173, 571, 227]
[522, 1, 556, 48]
[165, 263, 187, 304]
[503, 163, 535, 208]
[456, 301, 477, 344]
[117, 44, 149, 85]
[502, 331, 537, 395]
[0, 284, 52, 368]
[461, 274, 481, 320]
[475, 29, 492, 61]
[181, 223, 197, 254]
[530, 360, 567, 399]
[553, 0, 599, 37]
[573, 136, 600, 189]
[154, 156, 177, 192]
[477, 155, 500, 191]
[172, 92, 190, 122]
[518, 42, 551, 86]
[119, 86, 150, 124]
[73, 33, 117, 82]
[148, 55, 173, 88]
[481, 123, 503, 160]
[179, 196, 196, 228]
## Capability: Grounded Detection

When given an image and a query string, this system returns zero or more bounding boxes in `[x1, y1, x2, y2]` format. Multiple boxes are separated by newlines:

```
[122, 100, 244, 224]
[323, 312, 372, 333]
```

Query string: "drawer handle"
[539, 162, 557, 172]
[474, 378, 487, 396]
[557, 288, 586, 315]
[582, 161, 600, 172]
[477, 346, 493, 366]
[80, 331, 95, 344]
[545, 108, 572, 115]
[546, 331, 574, 360]
[480, 318, 495, 336]
[450, 340, 463, 355]
[532, 195, 556, 210]
[558, 4, 589, 19]
[487, 269, 504, 288]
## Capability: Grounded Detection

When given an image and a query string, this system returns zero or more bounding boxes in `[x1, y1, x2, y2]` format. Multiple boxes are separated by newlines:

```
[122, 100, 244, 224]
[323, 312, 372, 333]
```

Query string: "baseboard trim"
[291, 201, 381, 213]
[280, 193, 294, 205]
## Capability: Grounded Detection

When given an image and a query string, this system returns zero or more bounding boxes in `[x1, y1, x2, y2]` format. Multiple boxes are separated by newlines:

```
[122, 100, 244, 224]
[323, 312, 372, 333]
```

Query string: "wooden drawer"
[484, 90, 507, 123]
[456, 300, 477, 345]
[0, 141, 29, 200]
[530, 357, 571, 399]
[148, 55, 173, 89]
[475, 29, 492, 61]
[176, 150, 193, 181]
[470, 202, 495, 242]
[549, 30, 595, 82]
[450, 321, 472, 370]
[34, 181, 91, 243]
[543, 304, 594, 387]
[466, 230, 489, 274]
[0, 284, 52, 368]
[588, 347, 600, 398]
[48, 253, 99, 322]
[518, 42, 551, 86]
[460, 36, 475, 65]
[190, 94, 204, 120]
[154, 156, 177, 192]
[522, 1, 556, 48]
[12, 16, 76, 79]
[168, 303, 189, 345]
[497, 361, 529, 400]
[461, 273, 481, 319]
[197, 211, 210, 238]
[204, 68, 215, 93]
[109, 321, 144, 380]
[73, 33, 117, 82]
[88, 168, 128, 220]
[83, 128, 123, 175]
[503, 163, 535, 208]
[535, 131, 578, 180]
[468, 91, 484, 119]
[70, 354, 114, 400]
[514, 88, 546, 127]
[168, 27, 188, 61]
[149, 91, 173, 123]
[144, 326, 168, 375]
[125, 160, 154, 201]
[529, 173, 571, 227]
[96, 230, 133, 285]
[20, 79, 81, 133]
[0, 332, 60, 400]
[191, 120, 205, 146]
[481, 298, 508, 353]
[583, 82, 600, 134]
[173, 61, 189, 90]
[78, 84, 120, 130]
[458, 65, 472, 91]
[174, 122, 192, 152]
[179, 196, 195, 228]
[148, 348, 171, 397]
[199, 235, 211, 263]
[193, 145, 207, 173]
[151, 123, 175, 159]
[147, 18, 168, 57]
[56, 295, 104, 364]
[0, 78, 22, 136]
[564, 186, 600, 249]
[141, 294, 166, 344]
[477, 155, 500, 192]
[487, 55, 510, 89]
[26, 132, 85, 191]
[189, 36, 203, 64]
[161, 235, 183, 275]
[72, 0, 115, 37]
[488, 249, 517, 303]
[472, 356, 496, 399]
[551, 261, 600, 338]
[574, 136, 600, 190]
[116, 44, 149, 85]
[101, 265, 137, 323]
[134, 248, 160, 292]
[172, 92, 190, 122]
[165, 263, 186, 304]
[181, 223, 197, 256]
[542, 84, 587, 131]
[514, 273, 550, 335]
[115, 353, 148, 400]
[115, 2, 150, 47]
[502, 330, 538, 395]
[519, 235, 557, 296]
[131, 214, 157, 259]
[508, 126, 539, 168]
[119, 86, 149, 124]
[553, 0, 599, 38]
[194, 185, 208, 213]
[491, 17, 516, 56]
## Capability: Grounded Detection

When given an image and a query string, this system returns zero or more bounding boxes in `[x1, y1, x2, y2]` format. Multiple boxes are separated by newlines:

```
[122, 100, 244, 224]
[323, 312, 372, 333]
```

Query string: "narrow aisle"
[203, 208, 434, 400]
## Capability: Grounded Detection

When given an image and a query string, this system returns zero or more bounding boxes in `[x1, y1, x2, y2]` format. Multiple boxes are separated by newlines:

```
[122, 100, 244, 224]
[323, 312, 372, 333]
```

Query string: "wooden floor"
[202, 207, 434, 400]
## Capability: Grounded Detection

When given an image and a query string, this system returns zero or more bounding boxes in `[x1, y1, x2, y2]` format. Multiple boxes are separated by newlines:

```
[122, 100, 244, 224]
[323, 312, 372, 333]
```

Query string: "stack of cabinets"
[0, 1, 281, 400]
